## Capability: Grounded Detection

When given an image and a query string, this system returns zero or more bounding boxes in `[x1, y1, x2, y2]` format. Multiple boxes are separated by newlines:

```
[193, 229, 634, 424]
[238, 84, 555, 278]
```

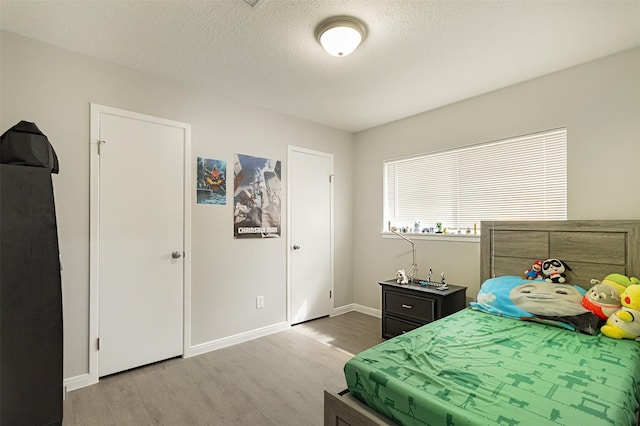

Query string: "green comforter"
[345, 308, 640, 426]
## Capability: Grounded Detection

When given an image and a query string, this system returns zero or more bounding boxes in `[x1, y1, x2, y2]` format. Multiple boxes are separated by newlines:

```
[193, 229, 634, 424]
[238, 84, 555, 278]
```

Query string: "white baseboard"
[185, 321, 290, 358]
[64, 373, 93, 392]
[353, 303, 382, 318]
[65, 311, 379, 392]
[332, 303, 381, 318]
[64, 322, 290, 391]
[331, 303, 354, 316]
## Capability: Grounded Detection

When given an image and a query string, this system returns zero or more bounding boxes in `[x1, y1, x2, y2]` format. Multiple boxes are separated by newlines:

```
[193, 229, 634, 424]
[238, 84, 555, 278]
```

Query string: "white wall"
[2, 29, 638, 385]
[0, 31, 354, 381]
[352, 48, 640, 310]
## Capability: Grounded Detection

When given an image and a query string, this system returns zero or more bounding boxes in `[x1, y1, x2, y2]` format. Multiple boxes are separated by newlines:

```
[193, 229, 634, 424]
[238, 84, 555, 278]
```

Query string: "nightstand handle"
[401, 304, 413, 309]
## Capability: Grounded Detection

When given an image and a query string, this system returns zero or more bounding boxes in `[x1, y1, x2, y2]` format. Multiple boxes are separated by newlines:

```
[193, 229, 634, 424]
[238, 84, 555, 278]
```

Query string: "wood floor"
[62, 311, 383, 426]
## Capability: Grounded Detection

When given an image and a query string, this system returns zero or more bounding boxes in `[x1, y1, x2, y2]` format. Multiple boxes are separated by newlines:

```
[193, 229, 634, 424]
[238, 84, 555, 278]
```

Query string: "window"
[384, 128, 567, 233]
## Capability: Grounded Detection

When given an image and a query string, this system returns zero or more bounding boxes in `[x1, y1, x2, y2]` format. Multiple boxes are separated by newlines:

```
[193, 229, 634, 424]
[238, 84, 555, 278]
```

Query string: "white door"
[97, 110, 185, 377]
[289, 147, 333, 324]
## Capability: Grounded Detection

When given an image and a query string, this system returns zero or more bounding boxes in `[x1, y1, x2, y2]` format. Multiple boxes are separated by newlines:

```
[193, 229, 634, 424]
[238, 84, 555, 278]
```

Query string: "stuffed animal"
[583, 274, 640, 320]
[396, 269, 409, 284]
[541, 259, 571, 283]
[594, 273, 640, 293]
[522, 260, 543, 280]
[581, 282, 622, 320]
[601, 284, 640, 340]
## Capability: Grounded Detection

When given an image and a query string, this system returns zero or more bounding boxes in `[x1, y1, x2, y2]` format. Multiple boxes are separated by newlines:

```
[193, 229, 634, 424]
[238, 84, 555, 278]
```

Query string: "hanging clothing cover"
[0, 121, 63, 426]
[0, 120, 59, 172]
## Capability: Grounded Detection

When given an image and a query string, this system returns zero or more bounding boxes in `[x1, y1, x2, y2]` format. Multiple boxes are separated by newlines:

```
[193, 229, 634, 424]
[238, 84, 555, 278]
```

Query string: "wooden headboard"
[480, 220, 640, 289]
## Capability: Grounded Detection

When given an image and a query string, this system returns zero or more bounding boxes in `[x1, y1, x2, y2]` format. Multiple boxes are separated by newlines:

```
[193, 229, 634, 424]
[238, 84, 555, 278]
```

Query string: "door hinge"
[329, 290, 332, 298]
[97, 337, 101, 351]
[329, 174, 334, 183]
[97, 140, 106, 155]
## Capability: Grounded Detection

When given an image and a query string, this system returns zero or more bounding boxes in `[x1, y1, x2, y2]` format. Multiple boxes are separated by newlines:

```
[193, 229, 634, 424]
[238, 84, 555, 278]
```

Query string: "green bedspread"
[344, 308, 640, 426]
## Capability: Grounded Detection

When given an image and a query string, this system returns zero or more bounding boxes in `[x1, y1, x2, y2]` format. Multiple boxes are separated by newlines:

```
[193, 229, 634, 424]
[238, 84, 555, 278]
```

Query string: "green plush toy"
[597, 273, 640, 293]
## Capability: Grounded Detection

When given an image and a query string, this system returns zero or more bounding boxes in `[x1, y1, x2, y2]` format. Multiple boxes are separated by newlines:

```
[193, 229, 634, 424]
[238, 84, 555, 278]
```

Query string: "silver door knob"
[172, 251, 182, 259]
[292, 244, 301, 250]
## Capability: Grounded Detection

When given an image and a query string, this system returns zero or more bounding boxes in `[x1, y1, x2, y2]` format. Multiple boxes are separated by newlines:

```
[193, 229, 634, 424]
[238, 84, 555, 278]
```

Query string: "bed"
[325, 220, 640, 426]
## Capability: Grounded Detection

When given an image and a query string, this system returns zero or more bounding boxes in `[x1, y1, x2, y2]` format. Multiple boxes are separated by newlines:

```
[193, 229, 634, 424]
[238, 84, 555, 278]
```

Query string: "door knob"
[172, 251, 182, 259]
[292, 244, 301, 250]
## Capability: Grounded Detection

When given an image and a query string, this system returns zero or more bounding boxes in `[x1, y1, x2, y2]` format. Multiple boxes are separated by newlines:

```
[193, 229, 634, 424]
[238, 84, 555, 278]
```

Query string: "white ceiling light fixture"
[315, 16, 367, 57]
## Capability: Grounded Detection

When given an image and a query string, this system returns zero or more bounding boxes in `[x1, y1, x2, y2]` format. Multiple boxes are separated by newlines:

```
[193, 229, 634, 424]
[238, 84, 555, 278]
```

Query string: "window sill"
[381, 232, 480, 243]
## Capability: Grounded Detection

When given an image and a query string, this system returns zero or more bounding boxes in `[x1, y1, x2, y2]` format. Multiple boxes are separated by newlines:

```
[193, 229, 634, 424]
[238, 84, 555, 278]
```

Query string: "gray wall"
[351, 48, 640, 310]
[0, 31, 354, 380]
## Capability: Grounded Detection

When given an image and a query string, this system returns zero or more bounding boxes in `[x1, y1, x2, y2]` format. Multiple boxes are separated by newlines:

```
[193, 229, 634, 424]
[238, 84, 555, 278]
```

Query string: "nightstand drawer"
[385, 291, 436, 323]
[383, 316, 422, 338]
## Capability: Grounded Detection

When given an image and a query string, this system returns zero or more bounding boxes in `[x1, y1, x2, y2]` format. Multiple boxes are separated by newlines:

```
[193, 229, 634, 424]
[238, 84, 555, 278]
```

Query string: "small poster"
[233, 154, 281, 239]
[197, 157, 226, 205]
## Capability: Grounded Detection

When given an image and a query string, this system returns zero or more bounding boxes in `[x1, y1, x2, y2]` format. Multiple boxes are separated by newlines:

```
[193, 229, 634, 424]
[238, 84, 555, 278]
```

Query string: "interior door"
[98, 111, 185, 377]
[289, 148, 333, 324]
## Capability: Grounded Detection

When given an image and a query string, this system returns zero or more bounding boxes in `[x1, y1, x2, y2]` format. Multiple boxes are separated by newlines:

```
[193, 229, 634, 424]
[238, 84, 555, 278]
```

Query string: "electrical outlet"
[256, 295, 264, 309]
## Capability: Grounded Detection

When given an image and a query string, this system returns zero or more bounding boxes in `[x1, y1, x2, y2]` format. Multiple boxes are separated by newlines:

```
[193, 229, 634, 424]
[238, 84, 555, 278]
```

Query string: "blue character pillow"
[470, 275, 603, 335]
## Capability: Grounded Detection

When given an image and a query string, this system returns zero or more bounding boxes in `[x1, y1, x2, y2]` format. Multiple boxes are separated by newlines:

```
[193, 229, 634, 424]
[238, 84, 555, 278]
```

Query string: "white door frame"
[88, 103, 192, 385]
[286, 145, 334, 323]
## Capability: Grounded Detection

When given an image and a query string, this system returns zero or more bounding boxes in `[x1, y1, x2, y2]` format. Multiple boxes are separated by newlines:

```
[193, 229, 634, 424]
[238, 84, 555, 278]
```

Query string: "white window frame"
[383, 128, 567, 237]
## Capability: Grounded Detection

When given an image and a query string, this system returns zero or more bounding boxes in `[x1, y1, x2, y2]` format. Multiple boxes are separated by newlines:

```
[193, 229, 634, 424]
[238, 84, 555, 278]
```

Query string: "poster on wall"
[233, 153, 281, 239]
[197, 157, 227, 205]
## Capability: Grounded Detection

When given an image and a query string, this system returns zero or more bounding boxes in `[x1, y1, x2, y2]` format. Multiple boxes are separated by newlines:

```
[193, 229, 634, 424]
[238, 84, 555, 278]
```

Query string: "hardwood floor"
[63, 311, 382, 426]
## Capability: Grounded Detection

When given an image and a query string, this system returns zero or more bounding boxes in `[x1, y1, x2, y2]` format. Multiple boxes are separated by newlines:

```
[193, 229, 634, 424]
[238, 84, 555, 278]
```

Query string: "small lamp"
[390, 228, 418, 283]
[315, 16, 367, 57]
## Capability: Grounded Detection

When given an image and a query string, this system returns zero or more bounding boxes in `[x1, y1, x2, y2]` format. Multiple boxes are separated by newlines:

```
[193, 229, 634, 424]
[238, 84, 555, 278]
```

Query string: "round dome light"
[315, 16, 367, 57]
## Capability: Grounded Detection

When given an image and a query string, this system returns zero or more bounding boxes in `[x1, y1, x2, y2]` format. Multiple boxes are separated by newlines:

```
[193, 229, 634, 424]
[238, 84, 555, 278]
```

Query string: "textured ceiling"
[1, 0, 639, 132]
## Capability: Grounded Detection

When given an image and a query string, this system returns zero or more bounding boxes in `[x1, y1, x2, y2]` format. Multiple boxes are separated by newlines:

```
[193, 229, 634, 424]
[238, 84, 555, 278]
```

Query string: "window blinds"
[384, 128, 567, 232]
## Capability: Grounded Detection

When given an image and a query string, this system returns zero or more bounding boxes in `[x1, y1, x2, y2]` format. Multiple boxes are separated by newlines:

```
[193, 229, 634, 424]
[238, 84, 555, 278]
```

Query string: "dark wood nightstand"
[379, 279, 467, 339]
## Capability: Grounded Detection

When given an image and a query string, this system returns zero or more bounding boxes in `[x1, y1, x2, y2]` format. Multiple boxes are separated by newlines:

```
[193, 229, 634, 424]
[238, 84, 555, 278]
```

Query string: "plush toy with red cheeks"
[601, 284, 640, 340]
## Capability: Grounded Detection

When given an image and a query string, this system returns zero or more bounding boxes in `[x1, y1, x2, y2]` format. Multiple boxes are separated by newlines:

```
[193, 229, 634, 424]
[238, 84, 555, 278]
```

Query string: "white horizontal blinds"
[457, 129, 567, 227]
[385, 152, 458, 227]
[540, 130, 567, 218]
[384, 128, 567, 231]
[385, 162, 397, 222]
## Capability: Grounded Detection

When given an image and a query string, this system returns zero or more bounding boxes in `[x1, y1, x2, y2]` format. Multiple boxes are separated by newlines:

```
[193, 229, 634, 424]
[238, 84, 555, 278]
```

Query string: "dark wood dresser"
[379, 279, 467, 339]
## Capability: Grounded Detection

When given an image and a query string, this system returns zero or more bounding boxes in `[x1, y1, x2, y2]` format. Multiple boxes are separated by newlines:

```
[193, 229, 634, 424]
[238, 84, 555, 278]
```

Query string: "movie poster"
[197, 157, 226, 205]
[233, 154, 281, 239]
